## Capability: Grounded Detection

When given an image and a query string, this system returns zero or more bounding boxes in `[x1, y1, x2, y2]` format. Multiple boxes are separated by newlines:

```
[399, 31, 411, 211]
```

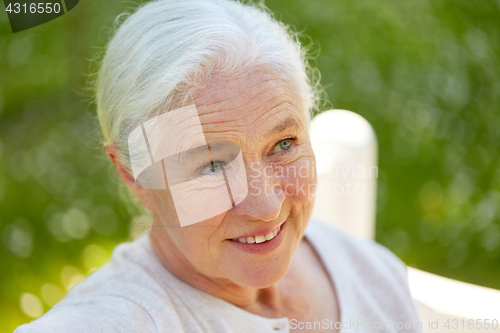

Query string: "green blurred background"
[1, 0, 499, 331]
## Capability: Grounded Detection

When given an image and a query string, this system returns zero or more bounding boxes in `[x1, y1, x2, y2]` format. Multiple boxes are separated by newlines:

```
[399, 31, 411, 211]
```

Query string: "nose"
[232, 163, 285, 222]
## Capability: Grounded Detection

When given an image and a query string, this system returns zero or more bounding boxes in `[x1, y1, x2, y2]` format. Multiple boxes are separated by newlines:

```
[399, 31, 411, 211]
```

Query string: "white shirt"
[15, 219, 422, 332]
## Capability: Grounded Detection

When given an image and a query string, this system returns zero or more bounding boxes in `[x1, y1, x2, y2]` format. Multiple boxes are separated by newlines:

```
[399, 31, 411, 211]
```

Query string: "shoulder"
[15, 234, 184, 333]
[15, 294, 157, 333]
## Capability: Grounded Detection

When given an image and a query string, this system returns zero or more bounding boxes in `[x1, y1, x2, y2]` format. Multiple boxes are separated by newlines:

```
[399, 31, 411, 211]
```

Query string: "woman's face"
[150, 69, 317, 289]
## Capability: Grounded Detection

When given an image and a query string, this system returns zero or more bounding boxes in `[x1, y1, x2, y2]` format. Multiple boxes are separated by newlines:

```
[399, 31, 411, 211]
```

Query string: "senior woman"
[16, 0, 421, 332]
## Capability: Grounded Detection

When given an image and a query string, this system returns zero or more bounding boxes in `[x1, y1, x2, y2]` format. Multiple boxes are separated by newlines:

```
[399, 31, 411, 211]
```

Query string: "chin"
[240, 271, 288, 289]
[226, 255, 292, 289]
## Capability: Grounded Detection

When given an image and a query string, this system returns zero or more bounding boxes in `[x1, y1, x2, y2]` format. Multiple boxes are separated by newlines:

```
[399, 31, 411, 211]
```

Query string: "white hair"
[96, 0, 323, 169]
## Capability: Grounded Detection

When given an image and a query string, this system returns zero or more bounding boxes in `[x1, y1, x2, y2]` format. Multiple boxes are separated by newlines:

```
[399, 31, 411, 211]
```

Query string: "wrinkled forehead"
[191, 70, 309, 142]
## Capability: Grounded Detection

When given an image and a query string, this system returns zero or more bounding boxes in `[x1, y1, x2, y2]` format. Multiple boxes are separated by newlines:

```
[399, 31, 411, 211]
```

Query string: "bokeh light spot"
[40, 283, 65, 308]
[82, 244, 109, 271]
[19, 293, 43, 319]
[61, 208, 90, 239]
[61, 265, 84, 290]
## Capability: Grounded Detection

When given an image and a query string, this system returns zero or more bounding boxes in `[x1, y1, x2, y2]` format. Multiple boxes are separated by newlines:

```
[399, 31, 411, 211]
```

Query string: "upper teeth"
[233, 225, 280, 244]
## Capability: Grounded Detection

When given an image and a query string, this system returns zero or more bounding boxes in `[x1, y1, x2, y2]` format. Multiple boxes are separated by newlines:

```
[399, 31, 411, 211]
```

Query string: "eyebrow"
[263, 117, 302, 138]
[181, 145, 210, 160]
[166, 141, 239, 164]
[181, 142, 234, 159]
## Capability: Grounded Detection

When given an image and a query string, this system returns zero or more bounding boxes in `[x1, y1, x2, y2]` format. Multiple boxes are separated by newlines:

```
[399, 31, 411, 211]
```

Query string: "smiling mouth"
[230, 222, 284, 244]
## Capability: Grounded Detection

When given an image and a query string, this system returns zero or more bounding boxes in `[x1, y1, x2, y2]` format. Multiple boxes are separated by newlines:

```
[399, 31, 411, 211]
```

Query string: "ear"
[105, 145, 157, 212]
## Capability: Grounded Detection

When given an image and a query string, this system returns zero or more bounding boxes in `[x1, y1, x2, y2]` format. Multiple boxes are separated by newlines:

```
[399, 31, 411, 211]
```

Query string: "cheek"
[152, 189, 177, 218]
[153, 191, 227, 268]
[171, 226, 214, 259]
[174, 219, 228, 274]
[278, 157, 317, 204]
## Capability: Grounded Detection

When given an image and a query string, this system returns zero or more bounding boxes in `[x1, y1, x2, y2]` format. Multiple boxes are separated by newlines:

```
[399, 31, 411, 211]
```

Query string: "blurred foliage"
[0, 0, 499, 331]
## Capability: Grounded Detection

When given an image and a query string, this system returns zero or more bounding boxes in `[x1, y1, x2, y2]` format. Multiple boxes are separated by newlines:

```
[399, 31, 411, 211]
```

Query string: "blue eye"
[273, 139, 294, 153]
[201, 161, 225, 175]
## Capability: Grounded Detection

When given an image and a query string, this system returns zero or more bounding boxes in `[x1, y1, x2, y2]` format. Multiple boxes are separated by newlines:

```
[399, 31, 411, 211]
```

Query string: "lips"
[227, 221, 287, 255]
[229, 219, 287, 242]
[231, 222, 282, 244]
